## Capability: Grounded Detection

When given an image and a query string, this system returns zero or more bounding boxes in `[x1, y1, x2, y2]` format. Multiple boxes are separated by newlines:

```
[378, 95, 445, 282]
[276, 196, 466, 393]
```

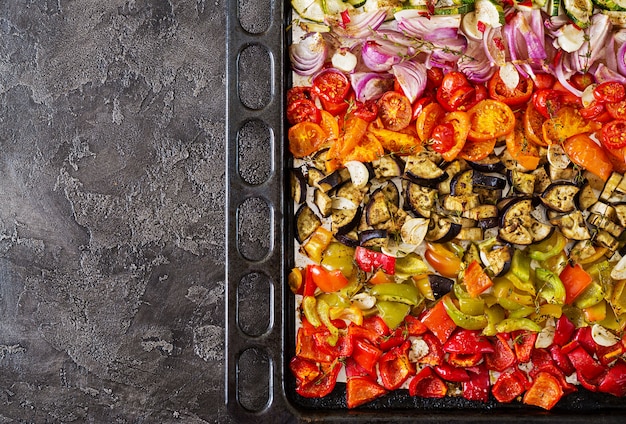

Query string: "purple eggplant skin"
[466, 155, 505, 173]
[428, 275, 455, 299]
[358, 229, 388, 248]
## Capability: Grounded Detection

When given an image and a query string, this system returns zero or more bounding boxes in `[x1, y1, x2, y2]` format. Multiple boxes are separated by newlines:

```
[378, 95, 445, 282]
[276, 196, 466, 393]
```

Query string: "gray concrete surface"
[0, 1, 245, 422]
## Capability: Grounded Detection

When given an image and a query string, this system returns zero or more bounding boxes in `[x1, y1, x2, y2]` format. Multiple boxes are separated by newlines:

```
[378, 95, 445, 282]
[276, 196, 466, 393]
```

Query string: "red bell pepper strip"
[552, 314, 576, 347]
[596, 342, 625, 366]
[443, 329, 494, 354]
[567, 346, 606, 382]
[409, 367, 448, 398]
[296, 327, 335, 363]
[462, 364, 490, 402]
[511, 330, 538, 363]
[403, 314, 428, 337]
[434, 362, 470, 382]
[485, 333, 517, 372]
[559, 262, 592, 305]
[378, 340, 416, 390]
[379, 327, 407, 351]
[348, 322, 381, 346]
[345, 357, 371, 379]
[355, 246, 395, 274]
[418, 333, 445, 366]
[302, 265, 317, 296]
[346, 376, 388, 409]
[295, 358, 342, 399]
[492, 369, 527, 403]
[598, 360, 626, 397]
[421, 299, 457, 344]
[448, 352, 483, 368]
[290, 356, 321, 386]
[523, 371, 564, 410]
[549, 344, 575, 376]
[362, 315, 391, 340]
[352, 338, 383, 377]
[573, 326, 599, 356]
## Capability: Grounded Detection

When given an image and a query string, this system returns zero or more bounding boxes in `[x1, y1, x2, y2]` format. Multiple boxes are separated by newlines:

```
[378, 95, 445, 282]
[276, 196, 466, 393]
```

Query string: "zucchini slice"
[563, 0, 593, 28]
[292, 0, 325, 22]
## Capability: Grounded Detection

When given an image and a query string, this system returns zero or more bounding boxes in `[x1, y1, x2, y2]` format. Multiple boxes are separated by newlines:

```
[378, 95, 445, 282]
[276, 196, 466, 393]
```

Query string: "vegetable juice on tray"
[287, 0, 626, 410]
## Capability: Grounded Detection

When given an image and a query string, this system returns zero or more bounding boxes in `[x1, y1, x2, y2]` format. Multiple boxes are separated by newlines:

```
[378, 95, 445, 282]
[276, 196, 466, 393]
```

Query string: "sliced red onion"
[483, 25, 506, 67]
[392, 60, 427, 103]
[573, 13, 612, 74]
[350, 72, 394, 102]
[375, 28, 418, 47]
[361, 39, 405, 72]
[458, 38, 495, 83]
[396, 13, 462, 38]
[425, 31, 468, 63]
[553, 55, 583, 97]
[289, 32, 327, 76]
[331, 9, 387, 39]
[594, 63, 626, 85]
[618, 39, 626, 77]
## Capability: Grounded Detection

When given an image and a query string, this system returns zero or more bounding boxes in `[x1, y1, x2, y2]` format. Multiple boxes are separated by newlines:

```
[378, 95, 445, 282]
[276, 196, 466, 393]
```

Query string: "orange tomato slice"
[523, 102, 547, 147]
[505, 120, 540, 170]
[467, 99, 516, 142]
[541, 106, 601, 145]
[288, 121, 327, 158]
[440, 111, 470, 161]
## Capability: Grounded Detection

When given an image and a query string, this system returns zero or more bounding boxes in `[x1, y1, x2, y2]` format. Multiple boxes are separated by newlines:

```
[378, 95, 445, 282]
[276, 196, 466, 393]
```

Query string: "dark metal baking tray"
[225, 1, 626, 422]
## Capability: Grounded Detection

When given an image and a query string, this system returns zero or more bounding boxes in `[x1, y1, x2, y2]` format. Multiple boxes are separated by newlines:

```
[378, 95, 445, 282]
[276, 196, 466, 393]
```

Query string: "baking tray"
[225, 1, 626, 422]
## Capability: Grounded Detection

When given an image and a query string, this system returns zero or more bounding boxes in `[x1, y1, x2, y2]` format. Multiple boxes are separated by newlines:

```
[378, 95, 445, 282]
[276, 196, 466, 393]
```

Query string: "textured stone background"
[0, 1, 237, 422]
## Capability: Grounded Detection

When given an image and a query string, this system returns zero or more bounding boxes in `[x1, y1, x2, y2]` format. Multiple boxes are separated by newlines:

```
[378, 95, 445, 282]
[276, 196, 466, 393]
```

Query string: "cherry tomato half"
[533, 73, 556, 90]
[594, 81, 626, 104]
[424, 242, 462, 278]
[312, 68, 351, 104]
[288, 121, 327, 158]
[378, 91, 412, 131]
[440, 111, 470, 161]
[579, 100, 606, 120]
[427, 67, 445, 90]
[606, 99, 626, 120]
[437, 71, 472, 112]
[532, 89, 563, 119]
[569, 72, 595, 91]
[430, 123, 456, 153]
[287, 99, 322, 125]
[352, 100, 379, 122]
[458, 137, 496, 162]
[416, 102, 446, 142]
[287, 86, 316, 104]
[467, 99, 515, 142]
[601, 120, 626, 150]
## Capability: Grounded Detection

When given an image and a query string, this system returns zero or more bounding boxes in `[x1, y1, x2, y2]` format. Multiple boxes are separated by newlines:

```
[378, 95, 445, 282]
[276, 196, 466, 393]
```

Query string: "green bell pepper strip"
[511, 249, 532, 284]
[376, 301, 411, 330]
[453, 282, 472, 300]
[442, 295, 488, 330]
[535, 268, 566, 305]
[317, 292, 350, 309]
[506, 271, 536, 296]
[302, 295, 321, 328]
[495, 317, 542, 333]
[394, 253, 430, 277]
[527, 230, 567, 262]
[483, 304, 506, 337]
[574, 282, 605, 309]
[459, 297, 485, 316]
[316, 298, 339, 346]
[507, 305, 535, 319]
[370, 282, 420, 306]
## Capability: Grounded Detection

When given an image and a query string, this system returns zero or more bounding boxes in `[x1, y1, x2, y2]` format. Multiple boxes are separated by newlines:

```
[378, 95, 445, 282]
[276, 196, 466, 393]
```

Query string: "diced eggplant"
[332, 207, 361, 235]
[295, 203, 321, 243]
[442, 194, 481, 213]
[549, 164, 577, 182]
[462, 243, 481, 265]
[587, 213, 624, 238]
[290, 167, 308, 204]
[381, 180, 401, 208]
[584, 170, 606, 191]
[472, 172, 506, 190]
[439, 160, 469, 195]
[481, 244, 512, 277]
[466, 154, 505, 173]
[336, 181, 366, 207]
[405, 182, 437, 218]
[600, 172, 623, 202]
[314, 189, 332, 217]
[450, 170, 474, 196]
[614, 203, 626, 228]
[541, 182, 580, 213]
[549, 210, 591, 241]
[508, 170, 536, 195]
[474, 187, 502, 205]
[615, 173, 626, 195]
[404, 153, 448, 188]
[428, 275, 455, 299]
[310, 148, 329, 171]
[456, 227, 484, 241]
[306, 167, 326, 188]
[575, 182, 599, 211]
[478, 217, 500, 229]
[359, 229, 388, 248]
[373, 155, 404, 179]
[594, 229, 619, 252]
[500, 148, 530, 172]
[569, 240, 598, 263]
[499, 197, 553, 245]
[531, 166, 552, 194]
[335, 231, 360, 248]
[462, 204, 499, 221]
[426, 214, 462, 243]
[589, 201, 616, 219]
[317, 169, 344, 193]
[365, 189, 391, 226]
[449, 215, 478, 228]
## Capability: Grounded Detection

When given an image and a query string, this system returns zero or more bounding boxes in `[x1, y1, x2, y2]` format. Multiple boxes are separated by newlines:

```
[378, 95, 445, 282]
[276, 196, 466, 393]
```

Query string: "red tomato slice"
[352, 99, 378, 122]
[437, 71, 472, 112]
[287, 99, 321, 125]
[532, 88, 563, 119]
[409, 367, 448, 398]
[312, 68, 350, 102]
[416, 102, 446, 142]
[426, 67, 444, 90]
[523, 102, 547, 147]
[606, 99, 626, 120]
[287, 86, 316, 103]
[440, 110, 470, 161]
[579, 100, 606, 120]
[594, 81, 626, 104]
[601, 120, 626, 149]
[533, 73, 556, 90]
[429, 123, 456, 153]
[377, 91, 412, 131]
[288, 121, 327, 158]
[569, 72, 595, 91]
